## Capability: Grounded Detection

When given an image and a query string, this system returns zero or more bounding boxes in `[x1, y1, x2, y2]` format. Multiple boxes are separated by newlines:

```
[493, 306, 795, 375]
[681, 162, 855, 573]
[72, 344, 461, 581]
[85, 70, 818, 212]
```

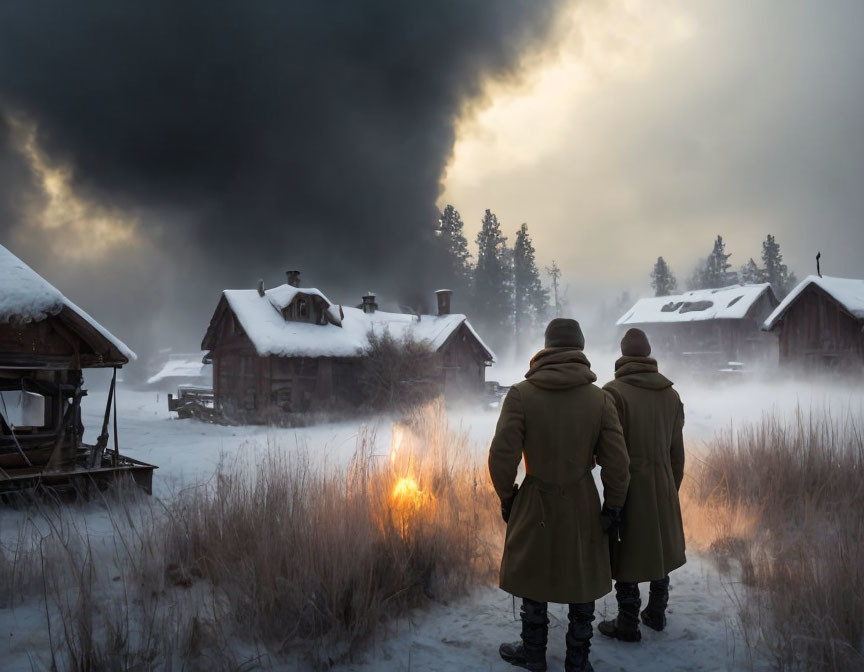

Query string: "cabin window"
[298, 298, 309, 318]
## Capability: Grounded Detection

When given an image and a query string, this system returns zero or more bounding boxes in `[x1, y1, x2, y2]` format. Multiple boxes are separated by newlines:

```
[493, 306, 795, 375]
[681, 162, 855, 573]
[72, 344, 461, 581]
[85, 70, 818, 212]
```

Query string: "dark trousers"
[614, 575, 670, 626]
[521, 598, 595, 648]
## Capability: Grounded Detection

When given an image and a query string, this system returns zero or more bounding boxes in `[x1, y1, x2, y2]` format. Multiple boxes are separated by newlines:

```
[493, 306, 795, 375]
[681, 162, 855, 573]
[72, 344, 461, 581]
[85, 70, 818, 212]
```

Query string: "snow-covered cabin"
[201, 272, 495, 420]
[762, 275, 864, 372]
[616, 284, 779, 369]
[0, 243, 153, 492]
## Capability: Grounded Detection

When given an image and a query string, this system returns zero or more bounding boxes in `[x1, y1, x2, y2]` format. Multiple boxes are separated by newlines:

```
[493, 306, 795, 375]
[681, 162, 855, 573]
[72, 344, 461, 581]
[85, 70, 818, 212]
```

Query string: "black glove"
[501, 483, 519, 523]
[600, 504, 623, 541]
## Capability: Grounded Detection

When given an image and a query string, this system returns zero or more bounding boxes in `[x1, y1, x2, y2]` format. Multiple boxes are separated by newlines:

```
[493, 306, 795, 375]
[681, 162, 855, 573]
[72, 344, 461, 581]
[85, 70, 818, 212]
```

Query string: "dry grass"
[0, 399, 500, 670]
[682, 406, 864, 671]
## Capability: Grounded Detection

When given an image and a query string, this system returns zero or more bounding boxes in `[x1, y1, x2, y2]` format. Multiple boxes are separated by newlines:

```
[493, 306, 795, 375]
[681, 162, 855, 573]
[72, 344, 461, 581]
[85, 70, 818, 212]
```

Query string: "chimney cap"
[435, 288, 453, 316]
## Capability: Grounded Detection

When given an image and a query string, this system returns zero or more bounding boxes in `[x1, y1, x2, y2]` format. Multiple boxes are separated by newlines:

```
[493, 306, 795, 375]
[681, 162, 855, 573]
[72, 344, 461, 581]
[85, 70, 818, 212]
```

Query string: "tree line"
[433, 204, 555, 354]
[650, 234, 798, 299]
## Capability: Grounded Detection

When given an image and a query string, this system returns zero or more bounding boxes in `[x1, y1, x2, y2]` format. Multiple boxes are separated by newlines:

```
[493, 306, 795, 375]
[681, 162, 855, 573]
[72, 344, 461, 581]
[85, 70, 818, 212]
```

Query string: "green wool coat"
[603, 356, 686, 583]
[488, 348, 631, 604]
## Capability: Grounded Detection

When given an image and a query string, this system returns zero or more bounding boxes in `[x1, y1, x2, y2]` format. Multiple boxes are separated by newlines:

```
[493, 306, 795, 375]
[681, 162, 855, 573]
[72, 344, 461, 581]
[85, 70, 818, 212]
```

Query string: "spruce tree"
[699, 235, 738, 288]
[474, 209, 513, 341]
[761, 234, 797, 298]
[433, 205, 473, 299]
[513, 223, 549, 347]
[739, 258, 765, 285]
[650, 257, 678, 296]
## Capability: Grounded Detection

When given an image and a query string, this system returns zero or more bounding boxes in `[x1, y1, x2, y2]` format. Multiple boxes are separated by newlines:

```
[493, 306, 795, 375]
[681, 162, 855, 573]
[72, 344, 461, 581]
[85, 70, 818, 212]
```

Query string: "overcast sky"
[442, 0, 864, 308]
[1, 0, 862, 363]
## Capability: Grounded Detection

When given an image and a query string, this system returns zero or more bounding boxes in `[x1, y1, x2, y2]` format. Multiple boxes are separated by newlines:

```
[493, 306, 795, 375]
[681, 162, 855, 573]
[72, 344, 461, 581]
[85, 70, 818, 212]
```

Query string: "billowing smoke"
[0, 0, 565, 367]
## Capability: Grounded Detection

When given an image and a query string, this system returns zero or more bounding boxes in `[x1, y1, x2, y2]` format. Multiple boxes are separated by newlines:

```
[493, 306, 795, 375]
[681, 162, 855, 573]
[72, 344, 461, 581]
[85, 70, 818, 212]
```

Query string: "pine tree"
[650, 257, 678, 296]
[513, 223, 549, 348]
[698, 235, 738, 288]
[761, 234, 797, 298]
[474, 209, 513, 341]
[433, 205, 472, 298]
[546, 260, 562, 317]
[739, 258, 765, 285]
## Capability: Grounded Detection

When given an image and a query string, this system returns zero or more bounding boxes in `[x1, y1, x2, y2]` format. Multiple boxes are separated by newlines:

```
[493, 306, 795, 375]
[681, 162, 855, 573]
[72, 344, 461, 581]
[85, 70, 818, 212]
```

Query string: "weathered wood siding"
[775, 285, 864, 371]
[439, 322, 488, 396]
[0, 309, 127, 369]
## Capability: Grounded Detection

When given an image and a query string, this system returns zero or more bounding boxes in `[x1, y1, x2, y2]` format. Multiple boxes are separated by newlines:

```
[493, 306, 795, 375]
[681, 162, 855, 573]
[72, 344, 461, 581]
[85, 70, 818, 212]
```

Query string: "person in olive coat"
[489, 318, 631, 672]
[598, 328, 686, 643]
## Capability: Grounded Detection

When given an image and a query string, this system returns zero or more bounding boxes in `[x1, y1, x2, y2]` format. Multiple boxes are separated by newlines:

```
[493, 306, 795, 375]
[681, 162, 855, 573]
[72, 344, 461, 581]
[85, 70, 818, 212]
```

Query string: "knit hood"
[613, 356, 674, 390]
[525, 348, 597, 390]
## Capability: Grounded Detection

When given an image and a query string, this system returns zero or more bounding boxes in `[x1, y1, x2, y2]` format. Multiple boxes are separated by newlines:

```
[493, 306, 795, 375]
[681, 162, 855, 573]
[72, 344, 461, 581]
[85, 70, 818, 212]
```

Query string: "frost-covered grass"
[682, 406, 864, 671]
[0, 400, 499, 670]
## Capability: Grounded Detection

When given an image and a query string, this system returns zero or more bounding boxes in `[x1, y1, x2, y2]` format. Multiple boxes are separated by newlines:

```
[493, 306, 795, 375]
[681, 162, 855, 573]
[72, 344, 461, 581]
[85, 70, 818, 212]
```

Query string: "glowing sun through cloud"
[5, 111, 139, 261]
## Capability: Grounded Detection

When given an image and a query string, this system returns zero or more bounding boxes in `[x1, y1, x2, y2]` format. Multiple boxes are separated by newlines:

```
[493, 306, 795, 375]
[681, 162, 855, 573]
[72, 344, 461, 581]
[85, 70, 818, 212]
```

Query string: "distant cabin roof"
[147, 352, 211, 385]
[211, 284, 496, 361]
[763, 275, 864, 330]
[617, 284, 775, 326]
[0, 243, 136, 362]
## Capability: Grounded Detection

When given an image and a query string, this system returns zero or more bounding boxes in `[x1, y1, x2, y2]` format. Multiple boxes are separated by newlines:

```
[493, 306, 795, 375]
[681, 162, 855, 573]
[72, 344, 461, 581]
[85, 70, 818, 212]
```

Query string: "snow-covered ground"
[2, 360, 861, 671]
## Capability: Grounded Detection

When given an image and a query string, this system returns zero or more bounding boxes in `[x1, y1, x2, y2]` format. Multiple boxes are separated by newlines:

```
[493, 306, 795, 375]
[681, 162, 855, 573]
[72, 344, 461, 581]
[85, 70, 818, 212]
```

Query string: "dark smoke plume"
[0, 0, 565, 366]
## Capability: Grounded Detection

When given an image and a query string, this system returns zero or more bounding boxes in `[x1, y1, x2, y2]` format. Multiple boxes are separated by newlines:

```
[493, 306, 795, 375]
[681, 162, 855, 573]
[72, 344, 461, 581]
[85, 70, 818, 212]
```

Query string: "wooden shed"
[617, 284, 779, 371]
[0, 244, 155, 493]
[762, 275, 864, 373]
[201, 274, 495, 422]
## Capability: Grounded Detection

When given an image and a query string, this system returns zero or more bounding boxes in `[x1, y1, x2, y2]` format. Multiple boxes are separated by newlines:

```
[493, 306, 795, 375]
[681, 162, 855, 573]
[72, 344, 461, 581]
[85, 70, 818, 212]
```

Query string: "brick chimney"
[435, 289, 453, 316]
[361, 293, 378, 314]
[286, 270, 301, 287]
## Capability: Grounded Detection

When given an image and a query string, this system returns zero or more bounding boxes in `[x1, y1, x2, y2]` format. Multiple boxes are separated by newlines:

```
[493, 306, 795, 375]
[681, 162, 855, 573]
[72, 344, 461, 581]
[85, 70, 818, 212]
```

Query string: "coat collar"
[525, 348, 597, 390]
[614, 356, 674, 390]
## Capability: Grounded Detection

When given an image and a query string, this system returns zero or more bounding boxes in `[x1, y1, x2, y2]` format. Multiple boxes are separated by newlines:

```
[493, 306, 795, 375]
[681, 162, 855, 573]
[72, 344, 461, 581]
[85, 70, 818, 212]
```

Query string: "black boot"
[499, 598, 548, 671]
[641, 575, 670, 632]
[565, 601, 595, 672]
[598, 581, 642, 642]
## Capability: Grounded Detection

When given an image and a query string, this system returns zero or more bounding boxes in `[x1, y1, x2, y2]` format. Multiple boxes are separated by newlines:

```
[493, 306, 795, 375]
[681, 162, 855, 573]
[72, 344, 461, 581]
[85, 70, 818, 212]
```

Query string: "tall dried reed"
[0, 399, 499, 670]
[683, 406, 864, 671]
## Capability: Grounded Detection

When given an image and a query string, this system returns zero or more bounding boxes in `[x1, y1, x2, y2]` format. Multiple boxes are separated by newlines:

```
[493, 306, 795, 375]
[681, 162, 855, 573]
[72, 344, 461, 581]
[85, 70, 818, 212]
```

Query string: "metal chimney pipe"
[435, 289, 453, 316]
[257, 279, 265, 297]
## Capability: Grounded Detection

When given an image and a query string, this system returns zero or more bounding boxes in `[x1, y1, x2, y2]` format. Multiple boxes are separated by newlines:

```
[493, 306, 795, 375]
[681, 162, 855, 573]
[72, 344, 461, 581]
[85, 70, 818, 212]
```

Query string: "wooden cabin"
[0, 243, 155, 493]
[201, 273, 495, 422]
[762, 275, 864, 373]
[617, 284, 779, 371]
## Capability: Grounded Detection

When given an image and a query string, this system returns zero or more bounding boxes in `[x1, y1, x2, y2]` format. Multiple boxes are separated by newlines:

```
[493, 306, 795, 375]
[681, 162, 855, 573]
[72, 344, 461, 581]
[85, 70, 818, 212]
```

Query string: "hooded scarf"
[525, 347, 597, 390]
[613, 355, 674, 390]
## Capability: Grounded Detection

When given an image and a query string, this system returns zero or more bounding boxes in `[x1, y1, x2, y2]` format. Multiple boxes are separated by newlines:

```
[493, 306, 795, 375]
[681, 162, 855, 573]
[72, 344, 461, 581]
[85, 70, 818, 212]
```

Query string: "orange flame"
[391, 476, 427, 510]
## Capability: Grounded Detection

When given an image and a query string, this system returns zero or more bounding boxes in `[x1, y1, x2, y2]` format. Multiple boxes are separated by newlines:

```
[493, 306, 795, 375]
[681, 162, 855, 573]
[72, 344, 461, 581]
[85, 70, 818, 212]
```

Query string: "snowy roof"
[147, 352, 212, 385]
[0, 243, 136, 361]
[617, 284, 775, 326]
[763, 275, 864, 330]
[216, 284, 495, 361]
